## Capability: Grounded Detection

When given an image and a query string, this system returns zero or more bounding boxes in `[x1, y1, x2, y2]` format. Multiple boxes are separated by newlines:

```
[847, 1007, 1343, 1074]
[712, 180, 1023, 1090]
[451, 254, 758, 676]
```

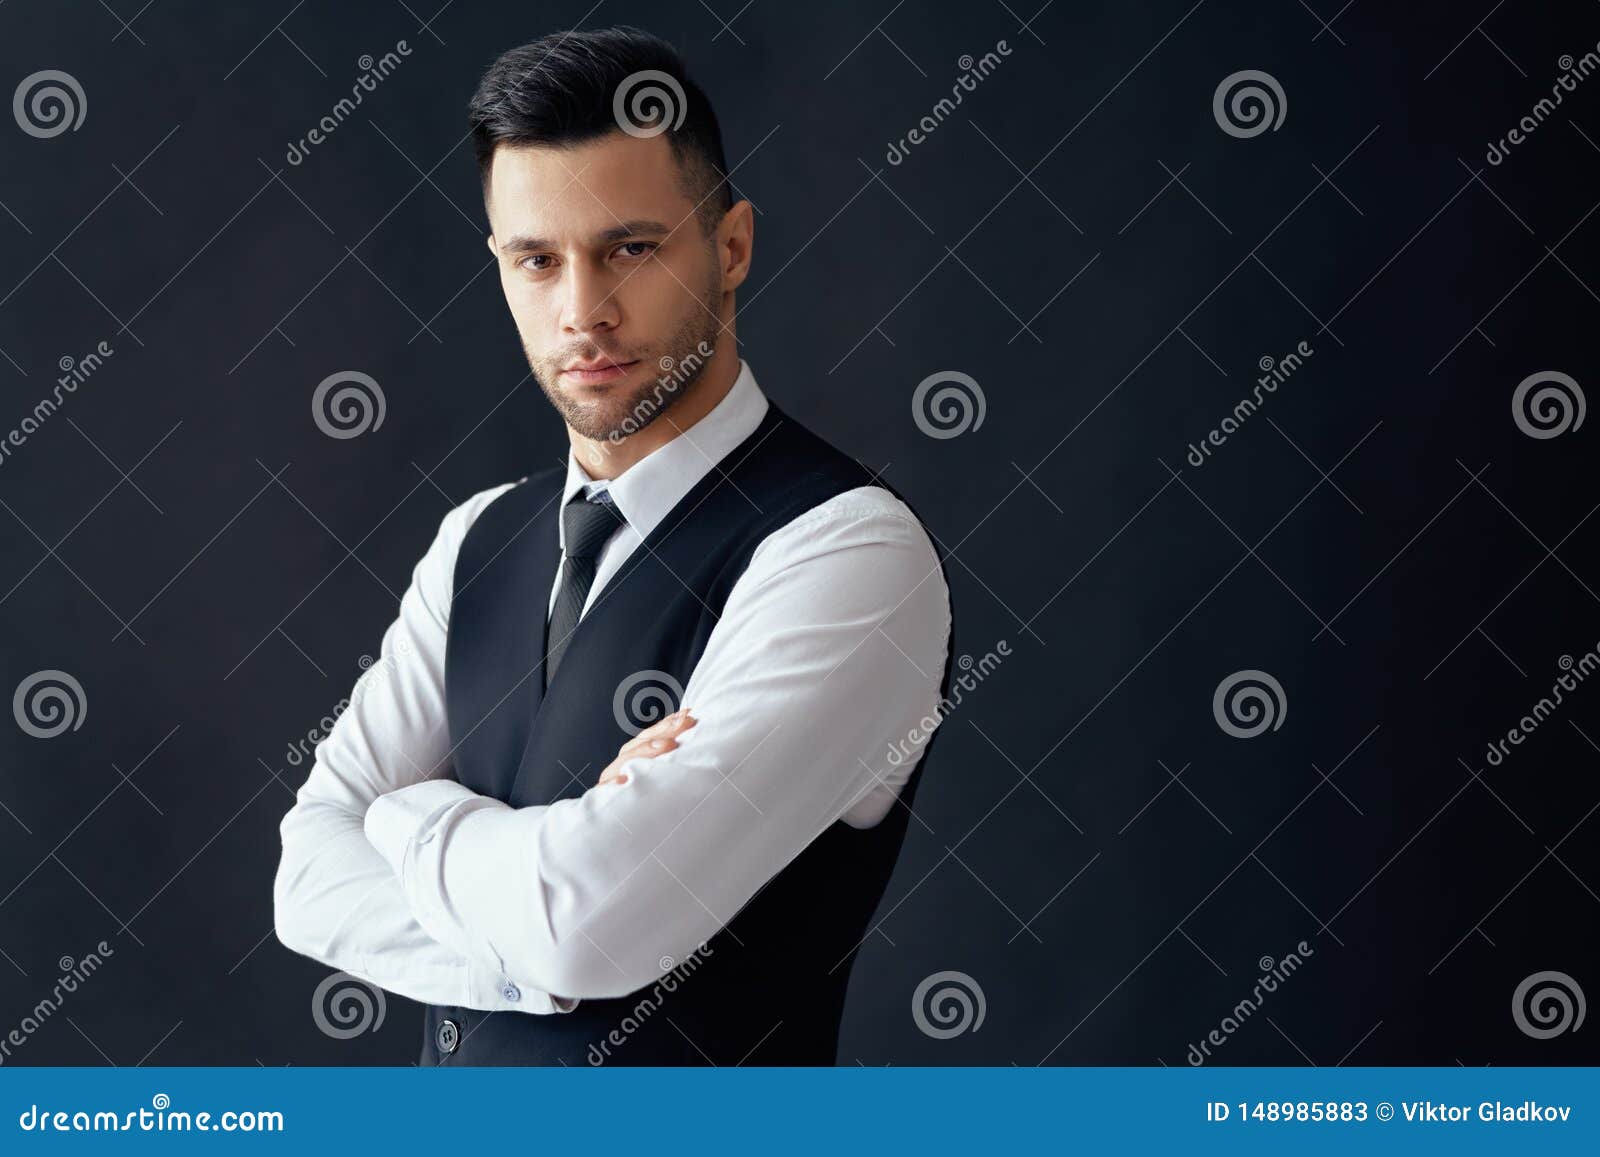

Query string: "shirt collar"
[558, 357, 769, 549]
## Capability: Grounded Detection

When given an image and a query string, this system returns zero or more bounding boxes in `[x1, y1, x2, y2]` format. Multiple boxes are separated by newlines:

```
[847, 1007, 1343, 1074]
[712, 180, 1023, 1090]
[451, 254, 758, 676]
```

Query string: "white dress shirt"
[273, 359, 952, 1013]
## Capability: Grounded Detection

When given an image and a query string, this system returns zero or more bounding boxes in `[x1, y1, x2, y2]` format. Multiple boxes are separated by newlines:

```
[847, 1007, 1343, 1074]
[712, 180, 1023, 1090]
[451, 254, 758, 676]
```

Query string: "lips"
[561, 359, 640, 384]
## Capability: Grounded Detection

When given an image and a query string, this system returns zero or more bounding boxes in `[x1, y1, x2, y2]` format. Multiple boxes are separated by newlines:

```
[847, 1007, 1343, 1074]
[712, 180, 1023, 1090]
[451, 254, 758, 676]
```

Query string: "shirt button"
[436, 1018, 459, 1055]
[501, 983, 521, 1002]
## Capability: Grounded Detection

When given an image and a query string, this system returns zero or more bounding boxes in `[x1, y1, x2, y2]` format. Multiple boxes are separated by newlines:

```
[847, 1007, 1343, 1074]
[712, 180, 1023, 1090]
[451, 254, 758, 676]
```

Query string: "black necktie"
[545, 491, 625, 687]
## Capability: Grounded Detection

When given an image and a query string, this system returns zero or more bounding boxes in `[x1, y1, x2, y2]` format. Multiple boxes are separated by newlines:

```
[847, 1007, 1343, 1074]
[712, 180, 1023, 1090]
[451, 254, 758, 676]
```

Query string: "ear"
[485, 234, 497, 258]
[717, 200, 755, 294]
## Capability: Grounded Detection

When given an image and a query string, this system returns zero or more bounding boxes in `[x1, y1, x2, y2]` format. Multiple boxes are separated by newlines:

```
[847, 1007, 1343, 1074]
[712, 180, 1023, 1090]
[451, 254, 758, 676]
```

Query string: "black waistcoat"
[422, 400, 953, 1065]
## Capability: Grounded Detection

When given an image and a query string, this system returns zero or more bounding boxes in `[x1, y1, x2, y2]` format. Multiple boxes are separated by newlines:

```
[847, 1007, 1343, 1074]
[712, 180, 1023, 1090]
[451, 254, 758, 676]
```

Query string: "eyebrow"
[496, 219, 673, 255]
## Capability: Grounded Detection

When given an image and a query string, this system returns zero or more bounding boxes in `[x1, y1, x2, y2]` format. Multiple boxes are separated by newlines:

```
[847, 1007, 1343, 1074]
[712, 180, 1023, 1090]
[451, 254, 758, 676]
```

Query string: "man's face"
[484, 132, 725, 443]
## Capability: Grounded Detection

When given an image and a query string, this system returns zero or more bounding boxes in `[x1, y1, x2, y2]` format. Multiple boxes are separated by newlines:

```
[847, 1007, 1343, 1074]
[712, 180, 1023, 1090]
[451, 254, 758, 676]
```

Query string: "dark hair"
[468, 26, 732, 234]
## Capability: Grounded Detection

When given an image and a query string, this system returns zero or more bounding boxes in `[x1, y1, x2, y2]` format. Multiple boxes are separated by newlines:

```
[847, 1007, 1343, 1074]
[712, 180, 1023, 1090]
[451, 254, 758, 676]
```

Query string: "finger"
[616, 712, 697, 760]
[615, 732, 681, 764]
[601, 712, 698, 786]
[630, 708, 696, 745]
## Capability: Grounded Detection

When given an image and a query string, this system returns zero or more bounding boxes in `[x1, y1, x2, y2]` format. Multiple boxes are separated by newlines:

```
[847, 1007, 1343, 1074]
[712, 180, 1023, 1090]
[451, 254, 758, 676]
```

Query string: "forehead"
[486, 132, 691, 238]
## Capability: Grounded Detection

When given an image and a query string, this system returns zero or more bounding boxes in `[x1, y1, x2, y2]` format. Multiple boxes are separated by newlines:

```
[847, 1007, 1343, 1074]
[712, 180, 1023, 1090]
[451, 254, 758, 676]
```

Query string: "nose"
[560, 259, 622, 337]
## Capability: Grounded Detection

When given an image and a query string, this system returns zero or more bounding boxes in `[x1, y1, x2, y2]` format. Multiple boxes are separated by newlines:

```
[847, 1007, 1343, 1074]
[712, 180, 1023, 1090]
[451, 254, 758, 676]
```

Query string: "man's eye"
[519, 255, 553, 271]
[617, 242, 656, 259]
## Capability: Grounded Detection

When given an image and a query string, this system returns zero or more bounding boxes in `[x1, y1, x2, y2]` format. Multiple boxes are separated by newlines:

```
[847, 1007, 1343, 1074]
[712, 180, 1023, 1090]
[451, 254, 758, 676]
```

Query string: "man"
[273, 25, 954, 1066]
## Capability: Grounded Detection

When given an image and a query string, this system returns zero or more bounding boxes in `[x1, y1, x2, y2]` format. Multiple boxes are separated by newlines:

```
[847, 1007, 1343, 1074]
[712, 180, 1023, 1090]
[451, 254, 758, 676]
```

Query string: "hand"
[596, 708, 696, 787]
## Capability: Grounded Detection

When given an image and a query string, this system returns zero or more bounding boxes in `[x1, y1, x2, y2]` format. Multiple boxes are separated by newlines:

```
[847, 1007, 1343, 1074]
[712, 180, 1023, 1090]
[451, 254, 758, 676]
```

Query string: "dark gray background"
[1, 0, 1597, 1065]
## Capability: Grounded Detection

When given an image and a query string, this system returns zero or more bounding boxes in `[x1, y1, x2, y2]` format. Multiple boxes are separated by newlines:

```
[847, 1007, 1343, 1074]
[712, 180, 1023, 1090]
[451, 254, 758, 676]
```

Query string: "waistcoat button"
[436, 1018, 460, 1055]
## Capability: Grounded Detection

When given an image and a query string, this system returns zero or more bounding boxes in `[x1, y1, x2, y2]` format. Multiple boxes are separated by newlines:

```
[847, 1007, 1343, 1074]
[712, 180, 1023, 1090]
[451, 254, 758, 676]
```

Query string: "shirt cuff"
[363, 779, 480, 876]
[363, 781, 580, 1017]
[466, 955, 580, 1015]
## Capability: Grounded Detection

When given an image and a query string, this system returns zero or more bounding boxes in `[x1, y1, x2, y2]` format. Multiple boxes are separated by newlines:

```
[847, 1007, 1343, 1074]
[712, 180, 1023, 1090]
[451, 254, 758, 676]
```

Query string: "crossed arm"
[273, 485, 950, 1010]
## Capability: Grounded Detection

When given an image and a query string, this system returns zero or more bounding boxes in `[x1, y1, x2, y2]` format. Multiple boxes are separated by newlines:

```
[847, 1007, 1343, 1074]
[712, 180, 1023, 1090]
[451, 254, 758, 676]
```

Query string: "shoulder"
[752, 484, 942, 572]
[434, 464, 565, 551]
[433, 478, 525, 553]
[411, 474, 549, 626]
[742, 486, 951, 644]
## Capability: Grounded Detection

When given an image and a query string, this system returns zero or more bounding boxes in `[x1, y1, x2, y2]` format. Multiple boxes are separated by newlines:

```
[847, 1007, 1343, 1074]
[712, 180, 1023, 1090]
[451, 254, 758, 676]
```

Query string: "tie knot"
[562, 492, 624, 560]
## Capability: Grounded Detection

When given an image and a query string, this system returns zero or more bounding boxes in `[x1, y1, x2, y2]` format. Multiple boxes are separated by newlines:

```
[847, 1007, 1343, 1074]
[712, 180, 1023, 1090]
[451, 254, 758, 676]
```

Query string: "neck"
[569, 343, 741, 480]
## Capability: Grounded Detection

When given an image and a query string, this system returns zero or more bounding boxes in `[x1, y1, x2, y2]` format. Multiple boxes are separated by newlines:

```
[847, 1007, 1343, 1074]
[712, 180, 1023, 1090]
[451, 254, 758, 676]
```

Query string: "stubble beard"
[529, 270, 725, 444]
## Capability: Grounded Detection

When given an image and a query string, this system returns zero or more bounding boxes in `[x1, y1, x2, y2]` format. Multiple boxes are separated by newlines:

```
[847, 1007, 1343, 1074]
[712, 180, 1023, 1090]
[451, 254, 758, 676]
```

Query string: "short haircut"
[468, 25, 733, 234]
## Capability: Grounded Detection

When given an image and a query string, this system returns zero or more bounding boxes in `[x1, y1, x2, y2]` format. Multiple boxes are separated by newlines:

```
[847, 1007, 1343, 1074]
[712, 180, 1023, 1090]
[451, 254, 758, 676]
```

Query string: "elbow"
[497, 931, 613, 1001]
[510, 915, 684, 1002]
[271, 851, 314, 960]
[505, 842, 713, 1000]
[271, 806, 327, 963]
[525, 950, 645, 1002]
